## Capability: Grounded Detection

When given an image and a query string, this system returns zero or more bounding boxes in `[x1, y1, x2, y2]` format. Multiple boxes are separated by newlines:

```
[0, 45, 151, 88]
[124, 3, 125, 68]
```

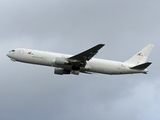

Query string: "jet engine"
[54, 68, 70, 75]
[55, 57, 69, 65]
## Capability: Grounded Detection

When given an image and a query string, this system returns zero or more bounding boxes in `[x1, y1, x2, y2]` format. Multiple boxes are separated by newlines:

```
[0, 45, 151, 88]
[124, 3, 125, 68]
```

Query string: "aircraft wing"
[68, 44, 105, 67]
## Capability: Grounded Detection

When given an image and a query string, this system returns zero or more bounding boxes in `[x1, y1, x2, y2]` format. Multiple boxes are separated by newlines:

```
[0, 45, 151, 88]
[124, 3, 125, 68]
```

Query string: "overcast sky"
[0, 0, 160, 120]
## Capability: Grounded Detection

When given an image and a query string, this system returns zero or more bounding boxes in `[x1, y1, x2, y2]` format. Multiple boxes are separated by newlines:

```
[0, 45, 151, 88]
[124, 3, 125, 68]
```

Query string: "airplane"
[7, 44, 154, 75]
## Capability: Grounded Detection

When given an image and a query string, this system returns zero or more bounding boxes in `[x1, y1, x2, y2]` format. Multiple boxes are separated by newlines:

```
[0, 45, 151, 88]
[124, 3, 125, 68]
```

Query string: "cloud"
[1, 0, 160, 120]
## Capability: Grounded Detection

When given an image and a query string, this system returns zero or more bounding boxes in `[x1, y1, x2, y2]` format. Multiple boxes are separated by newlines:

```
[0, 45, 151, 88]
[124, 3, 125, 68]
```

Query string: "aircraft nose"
[7, 53, 11, 58]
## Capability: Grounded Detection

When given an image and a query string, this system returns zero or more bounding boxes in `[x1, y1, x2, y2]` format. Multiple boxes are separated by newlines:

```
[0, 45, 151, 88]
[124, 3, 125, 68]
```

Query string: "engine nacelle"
[54, 68, 70, 75]
[70, 70, 80, 75]
[55, 57, 68, 65]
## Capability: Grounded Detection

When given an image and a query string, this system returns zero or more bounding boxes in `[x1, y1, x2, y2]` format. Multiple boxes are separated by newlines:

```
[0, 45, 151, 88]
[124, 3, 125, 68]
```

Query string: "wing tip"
[98, 44, 105, 46]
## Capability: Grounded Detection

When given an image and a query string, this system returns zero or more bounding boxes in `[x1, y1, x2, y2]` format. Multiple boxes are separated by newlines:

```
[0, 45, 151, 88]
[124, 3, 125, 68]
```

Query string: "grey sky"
[0, 0, 160, 120]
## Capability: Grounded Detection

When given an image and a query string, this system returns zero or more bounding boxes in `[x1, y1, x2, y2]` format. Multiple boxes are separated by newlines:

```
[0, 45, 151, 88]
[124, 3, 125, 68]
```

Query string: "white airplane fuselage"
[7, 48, 147, 75]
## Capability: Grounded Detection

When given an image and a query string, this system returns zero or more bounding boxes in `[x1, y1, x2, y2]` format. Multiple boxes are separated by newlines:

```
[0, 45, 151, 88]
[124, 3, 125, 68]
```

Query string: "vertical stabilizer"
[124, 44, 154, 65]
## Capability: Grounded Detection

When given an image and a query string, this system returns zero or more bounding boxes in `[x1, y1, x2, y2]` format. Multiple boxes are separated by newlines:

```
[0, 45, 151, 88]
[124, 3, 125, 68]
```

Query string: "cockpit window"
[9, 50, 15, 53]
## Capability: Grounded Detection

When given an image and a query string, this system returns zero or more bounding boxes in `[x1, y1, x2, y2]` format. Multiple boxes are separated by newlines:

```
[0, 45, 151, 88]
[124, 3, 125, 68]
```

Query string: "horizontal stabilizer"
[130, 62, 152, 70]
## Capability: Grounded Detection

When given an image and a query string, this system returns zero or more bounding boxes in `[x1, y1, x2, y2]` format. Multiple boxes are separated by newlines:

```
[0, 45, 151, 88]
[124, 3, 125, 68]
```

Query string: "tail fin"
[124, 44, 154, 65]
